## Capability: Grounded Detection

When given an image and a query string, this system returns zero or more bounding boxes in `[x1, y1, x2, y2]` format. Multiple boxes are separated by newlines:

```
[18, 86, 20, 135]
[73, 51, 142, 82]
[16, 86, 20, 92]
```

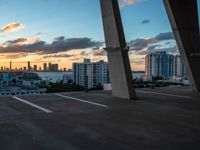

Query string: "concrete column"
[100, 0, 136, 99]
[163, 0, 200, 91]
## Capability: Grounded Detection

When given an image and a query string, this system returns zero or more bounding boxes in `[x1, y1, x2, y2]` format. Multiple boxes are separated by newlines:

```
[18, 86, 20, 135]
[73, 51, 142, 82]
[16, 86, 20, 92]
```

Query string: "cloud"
[71, 48, 107, 60]
[35, 32, 42, 36]
[147, 45, 160, 51]
[0, 53, 28, 59]
[70, 57, 85, 62]
[1, 22, 25, 33]
[0, 36, 103, 54]
[141, 19, 150, 24]
[146, 45, 178, 53]
[130, 60, 145, 65]
[128, 32, 175, 51]
[80, 50, 91, 56]
[43, 53, 74, 59]
[92, 48, 106, 56]
[119, 0, 147, 7]
[5, 37, 40, 46]
[128, 38, 157, 50]
[127, 31, 177, 57]
[78, 48, 107, 57]
[155, 32, 174, 41]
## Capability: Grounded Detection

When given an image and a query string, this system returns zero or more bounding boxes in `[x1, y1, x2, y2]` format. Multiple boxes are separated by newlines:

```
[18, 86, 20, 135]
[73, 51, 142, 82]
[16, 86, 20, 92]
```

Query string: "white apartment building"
[73, 59, 110, 88]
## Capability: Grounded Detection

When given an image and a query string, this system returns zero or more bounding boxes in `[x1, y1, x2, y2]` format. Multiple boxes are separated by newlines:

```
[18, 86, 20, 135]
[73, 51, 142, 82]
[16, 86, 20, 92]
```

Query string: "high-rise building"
[73, 59, 110, 88]
[168, 54, 175, 77]
[10, 61, 12, 71]
[48, 63, 52, 71]
[145, 52, 187, 78]
[174, 55, 186, 77]
[51, 64, 59, 71]
[145, 53, 159, 77]
[43, 63, 47, 71]
[33, 65, 37, 71]
[28, 61, 31, 71]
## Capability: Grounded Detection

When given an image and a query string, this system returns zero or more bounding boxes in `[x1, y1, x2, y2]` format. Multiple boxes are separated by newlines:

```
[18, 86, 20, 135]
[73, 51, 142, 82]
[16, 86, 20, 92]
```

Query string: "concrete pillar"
[164, 0, 200, 91]
[100, 0, 136, 99]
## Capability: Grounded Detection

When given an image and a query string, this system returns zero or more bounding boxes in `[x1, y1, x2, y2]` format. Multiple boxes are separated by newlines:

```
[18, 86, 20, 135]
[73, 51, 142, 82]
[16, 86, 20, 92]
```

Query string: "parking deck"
[0, 87, 200, 150]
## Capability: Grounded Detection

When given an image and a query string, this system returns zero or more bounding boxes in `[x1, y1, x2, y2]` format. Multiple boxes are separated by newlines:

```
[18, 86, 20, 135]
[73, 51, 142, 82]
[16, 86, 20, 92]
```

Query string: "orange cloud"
[1, 22, 25, 33]
[119, 0, 147, 7]
[0, 53, 28, 59]
[14, 37, 40, 45]
[92, 48, 106, 56]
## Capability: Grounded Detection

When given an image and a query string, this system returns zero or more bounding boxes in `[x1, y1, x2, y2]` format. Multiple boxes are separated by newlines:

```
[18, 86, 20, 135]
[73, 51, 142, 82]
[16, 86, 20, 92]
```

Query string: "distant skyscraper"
[43, 63, 47, 71]
[48, 63, 52, 71]
[73, 59, 110, 88]
[28, 61, 31, 71]
[33, 65, 37, 71]
[10, 61, 12, 71]
[51, 64, 59, 71]
[145, 52, 187, 78]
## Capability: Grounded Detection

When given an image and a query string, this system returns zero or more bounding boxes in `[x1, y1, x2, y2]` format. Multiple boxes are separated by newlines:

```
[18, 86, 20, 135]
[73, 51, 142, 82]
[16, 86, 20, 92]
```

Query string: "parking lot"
[0, 87, 200, 150]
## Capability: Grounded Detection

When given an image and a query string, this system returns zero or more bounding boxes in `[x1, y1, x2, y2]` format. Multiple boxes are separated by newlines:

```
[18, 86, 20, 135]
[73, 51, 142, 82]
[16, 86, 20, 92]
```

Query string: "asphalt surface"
[0, 87, 200, 150]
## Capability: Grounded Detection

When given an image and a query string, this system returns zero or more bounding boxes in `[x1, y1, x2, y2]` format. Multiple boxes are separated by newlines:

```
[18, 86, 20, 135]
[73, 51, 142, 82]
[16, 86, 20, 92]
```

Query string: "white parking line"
[137, 90, 192, 99]
[12, 96, 53, 113]
[54, 93, 108, 108]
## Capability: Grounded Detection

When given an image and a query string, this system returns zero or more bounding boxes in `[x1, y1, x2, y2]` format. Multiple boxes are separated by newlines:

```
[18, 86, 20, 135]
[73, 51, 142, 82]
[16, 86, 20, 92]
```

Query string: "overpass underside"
[100, 0, 200, 99]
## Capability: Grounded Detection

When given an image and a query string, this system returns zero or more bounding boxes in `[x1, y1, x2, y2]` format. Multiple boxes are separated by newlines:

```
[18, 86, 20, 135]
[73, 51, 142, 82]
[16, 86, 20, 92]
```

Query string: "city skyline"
[0, 0, 200, 71]
[0, 61, 71, 72]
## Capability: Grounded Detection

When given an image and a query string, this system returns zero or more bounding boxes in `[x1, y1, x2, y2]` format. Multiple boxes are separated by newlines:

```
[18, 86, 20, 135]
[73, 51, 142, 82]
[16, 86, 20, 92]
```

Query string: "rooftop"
[0, 87, 200, 150]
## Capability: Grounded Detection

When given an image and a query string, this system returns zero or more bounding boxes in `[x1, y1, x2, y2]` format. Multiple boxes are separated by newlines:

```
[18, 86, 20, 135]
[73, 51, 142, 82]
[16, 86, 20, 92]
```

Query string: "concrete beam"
[164, 0, 200, 91]
[100, 0, 136, 99]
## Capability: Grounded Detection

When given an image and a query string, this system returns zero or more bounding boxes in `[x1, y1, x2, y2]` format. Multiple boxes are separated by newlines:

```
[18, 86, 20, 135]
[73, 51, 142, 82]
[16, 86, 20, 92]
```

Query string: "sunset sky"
[0, 0, 199, 71]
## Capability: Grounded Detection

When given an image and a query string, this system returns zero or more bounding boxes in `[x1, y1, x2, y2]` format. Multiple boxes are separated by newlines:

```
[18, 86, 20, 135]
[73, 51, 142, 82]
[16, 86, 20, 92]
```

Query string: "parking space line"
[12, 96, 53, 113]
[54, 93, 108, 108]
[137, 90, 192, 99]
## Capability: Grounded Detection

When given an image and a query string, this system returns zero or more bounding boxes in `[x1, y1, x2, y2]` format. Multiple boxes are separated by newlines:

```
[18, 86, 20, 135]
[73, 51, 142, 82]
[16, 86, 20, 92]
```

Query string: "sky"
[0, 0, 199, 71]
